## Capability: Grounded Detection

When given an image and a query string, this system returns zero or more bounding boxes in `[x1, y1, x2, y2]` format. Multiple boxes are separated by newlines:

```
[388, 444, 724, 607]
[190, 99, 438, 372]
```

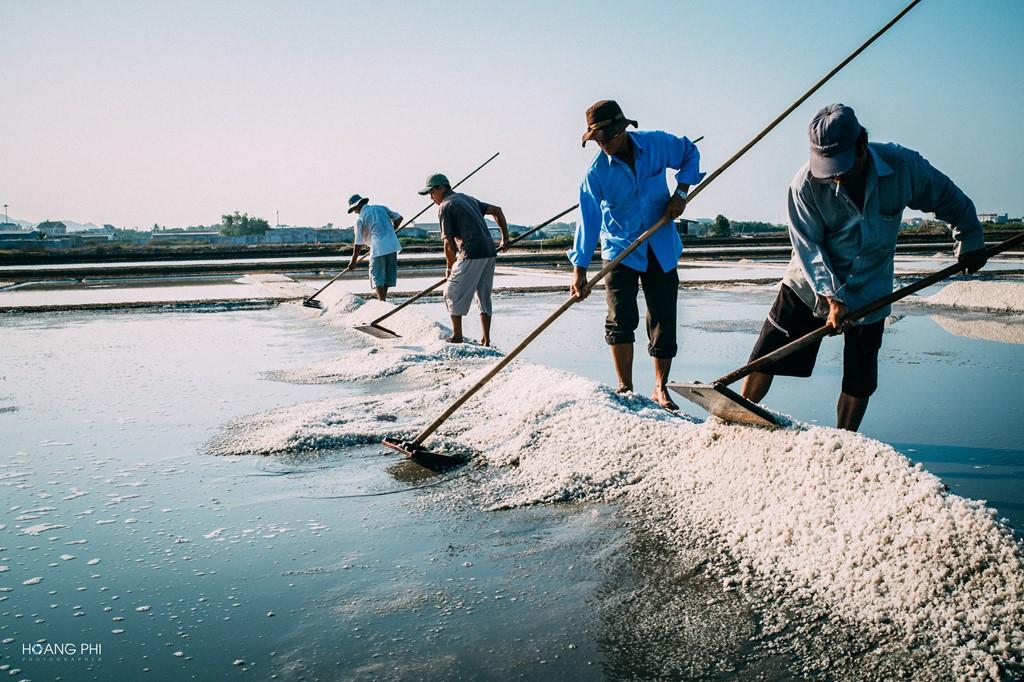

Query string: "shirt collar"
[868, 145, 893, 177]
[603, 131, 643, 163]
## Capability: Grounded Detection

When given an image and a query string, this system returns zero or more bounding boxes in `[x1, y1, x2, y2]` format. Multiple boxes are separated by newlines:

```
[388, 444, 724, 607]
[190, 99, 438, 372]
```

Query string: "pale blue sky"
[3, 0, 1022, 229]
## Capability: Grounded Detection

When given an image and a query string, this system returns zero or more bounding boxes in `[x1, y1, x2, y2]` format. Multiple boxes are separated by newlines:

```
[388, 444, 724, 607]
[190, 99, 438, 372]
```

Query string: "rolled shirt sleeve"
[669, 134, 706, 187]
[904, 149, 985, 257]
[568, 175, 603, 269]
[788, 181, 847, 302]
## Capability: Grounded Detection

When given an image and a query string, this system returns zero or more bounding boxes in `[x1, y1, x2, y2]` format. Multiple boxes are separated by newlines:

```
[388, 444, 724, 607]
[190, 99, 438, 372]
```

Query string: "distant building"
[80, 226, 117, 243]
[978, 213, 1008, 224]
[37, 220, 67, 236]
[80, 234, 115, 245]
[43, 235, 83, 249]
[150, 231, 222, 245]
[0, 229, 81, 249]
[400, 227, 429, 239]
[543, 223, 575, 236]
[0, 230, 45, 249]
[263, 226, 353, 244]
[675, 218, 700, 236]
[262, 227, 319, 244]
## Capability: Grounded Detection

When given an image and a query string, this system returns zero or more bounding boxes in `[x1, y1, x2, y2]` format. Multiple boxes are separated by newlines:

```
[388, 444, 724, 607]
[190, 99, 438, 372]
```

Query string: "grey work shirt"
[439, 192, 495, 260]
[783, 142, 985, 325]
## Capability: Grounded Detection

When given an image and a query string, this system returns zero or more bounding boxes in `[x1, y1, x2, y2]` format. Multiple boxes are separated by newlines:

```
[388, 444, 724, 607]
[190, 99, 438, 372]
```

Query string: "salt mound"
[277, 292, 500, 383]
[208, 395, 410, 455]
[445, 366, 1024, 678]
[215, 289, 1024, 676]
[925, 281, 1024, 313]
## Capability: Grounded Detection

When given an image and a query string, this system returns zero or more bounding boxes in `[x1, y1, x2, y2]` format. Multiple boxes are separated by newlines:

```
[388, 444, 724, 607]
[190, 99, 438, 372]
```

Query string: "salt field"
[1, 265, 1022, 680]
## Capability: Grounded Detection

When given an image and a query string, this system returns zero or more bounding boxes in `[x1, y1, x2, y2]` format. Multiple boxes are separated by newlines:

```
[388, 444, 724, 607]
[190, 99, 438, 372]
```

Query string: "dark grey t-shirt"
[439, 192, 495, 260]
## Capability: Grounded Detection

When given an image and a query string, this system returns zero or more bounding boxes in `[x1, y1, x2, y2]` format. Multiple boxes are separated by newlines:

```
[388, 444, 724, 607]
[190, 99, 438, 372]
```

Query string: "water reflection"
[932, 314, 1024, 345]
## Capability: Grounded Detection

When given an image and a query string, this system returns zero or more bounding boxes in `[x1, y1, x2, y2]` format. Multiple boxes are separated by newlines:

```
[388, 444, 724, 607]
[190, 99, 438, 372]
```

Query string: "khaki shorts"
[445, 256, 496, 316]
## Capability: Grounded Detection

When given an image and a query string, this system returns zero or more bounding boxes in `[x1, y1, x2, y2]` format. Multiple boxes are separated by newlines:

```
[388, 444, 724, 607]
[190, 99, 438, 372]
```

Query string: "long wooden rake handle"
[409, 217, 669, 446]
[714, 230, 1024, 387]
[304, 152, 500, 304]
[368, 204, 580, 327]
[404, 0, 923, 447]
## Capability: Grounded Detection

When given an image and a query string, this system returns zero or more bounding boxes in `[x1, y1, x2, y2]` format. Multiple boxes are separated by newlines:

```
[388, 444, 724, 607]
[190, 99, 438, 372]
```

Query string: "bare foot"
[652, 385, 679, 411]
[446, 336, 464, 344]
[481, 339, 490, 347]
[616, 385, 633, 394]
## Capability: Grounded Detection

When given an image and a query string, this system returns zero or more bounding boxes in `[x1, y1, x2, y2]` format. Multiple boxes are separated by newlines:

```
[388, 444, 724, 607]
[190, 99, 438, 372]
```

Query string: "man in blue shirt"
[568, 100, 704, 410]
[742, 104, 988, 431]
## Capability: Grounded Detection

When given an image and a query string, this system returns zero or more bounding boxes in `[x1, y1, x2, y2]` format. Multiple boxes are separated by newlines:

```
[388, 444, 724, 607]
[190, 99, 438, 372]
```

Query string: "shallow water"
[2, 283, 1023, 680]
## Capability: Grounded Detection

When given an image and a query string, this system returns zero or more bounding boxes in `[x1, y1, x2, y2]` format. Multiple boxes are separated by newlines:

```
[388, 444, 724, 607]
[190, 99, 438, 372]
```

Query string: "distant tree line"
[220, 212, 270, 236]
[732, 220, 787, 234]
[706, 216, 786, 238]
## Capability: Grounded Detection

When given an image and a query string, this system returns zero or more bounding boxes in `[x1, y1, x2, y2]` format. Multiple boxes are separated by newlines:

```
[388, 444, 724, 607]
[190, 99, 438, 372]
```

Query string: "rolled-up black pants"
[603, 253, 678, 358]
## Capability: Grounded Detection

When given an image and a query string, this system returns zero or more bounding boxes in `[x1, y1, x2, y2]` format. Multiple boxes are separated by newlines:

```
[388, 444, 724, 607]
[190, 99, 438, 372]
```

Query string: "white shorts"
[445, 257, 496, 316]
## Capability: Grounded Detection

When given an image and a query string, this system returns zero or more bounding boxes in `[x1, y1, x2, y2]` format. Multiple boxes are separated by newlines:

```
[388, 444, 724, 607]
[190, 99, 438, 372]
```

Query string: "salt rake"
[669, 231, 1024, 428]
[354, 204, 579, 338]
[302, 152, 501, 310]
[383, 0, 924, 459]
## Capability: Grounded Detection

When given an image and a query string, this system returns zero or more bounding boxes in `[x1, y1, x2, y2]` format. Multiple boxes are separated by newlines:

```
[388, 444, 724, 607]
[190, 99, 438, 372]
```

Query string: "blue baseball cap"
[808, 104, 862, 178]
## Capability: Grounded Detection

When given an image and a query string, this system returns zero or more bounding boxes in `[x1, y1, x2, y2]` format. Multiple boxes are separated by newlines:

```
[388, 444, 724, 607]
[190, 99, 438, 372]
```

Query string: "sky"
[2, 0, 1022, 229]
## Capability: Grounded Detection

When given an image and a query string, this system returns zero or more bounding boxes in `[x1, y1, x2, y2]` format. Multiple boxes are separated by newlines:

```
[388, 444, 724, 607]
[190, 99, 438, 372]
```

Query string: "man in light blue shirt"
[742, 104, 988, 431]
[568, 100, 704, 410]
[344, 194, 403, 301]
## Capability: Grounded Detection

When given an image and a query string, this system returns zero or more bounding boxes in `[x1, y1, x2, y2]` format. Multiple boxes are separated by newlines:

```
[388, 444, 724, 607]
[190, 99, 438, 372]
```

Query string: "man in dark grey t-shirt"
[419, 172, 510, 346]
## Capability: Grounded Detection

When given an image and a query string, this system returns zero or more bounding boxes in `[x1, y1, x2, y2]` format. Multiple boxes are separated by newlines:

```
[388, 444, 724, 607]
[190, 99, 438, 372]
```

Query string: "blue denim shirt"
[569, 130, 705, 273]
[783, 142, 985, 325]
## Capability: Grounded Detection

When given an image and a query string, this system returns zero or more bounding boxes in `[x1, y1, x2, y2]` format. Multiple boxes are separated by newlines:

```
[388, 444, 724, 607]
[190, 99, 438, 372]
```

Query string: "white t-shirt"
[354, 204, 402, 258]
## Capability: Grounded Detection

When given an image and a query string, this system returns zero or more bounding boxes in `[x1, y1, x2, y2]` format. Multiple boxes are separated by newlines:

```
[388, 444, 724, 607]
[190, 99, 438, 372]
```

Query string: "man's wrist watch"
[674, 187, 689, 201]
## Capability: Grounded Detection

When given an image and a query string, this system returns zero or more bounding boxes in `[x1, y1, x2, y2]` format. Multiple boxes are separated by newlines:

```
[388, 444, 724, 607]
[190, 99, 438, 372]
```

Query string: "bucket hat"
[581, 100, 638, 147]
[347, 194, 369, 213]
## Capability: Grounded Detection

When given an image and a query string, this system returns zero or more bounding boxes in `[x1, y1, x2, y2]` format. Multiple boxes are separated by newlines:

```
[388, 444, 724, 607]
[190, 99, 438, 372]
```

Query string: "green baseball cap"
[417, 172, 450, 195]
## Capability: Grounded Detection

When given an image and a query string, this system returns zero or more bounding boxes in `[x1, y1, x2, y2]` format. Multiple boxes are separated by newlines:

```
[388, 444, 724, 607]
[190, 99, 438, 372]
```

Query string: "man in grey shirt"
[742, 104, 988, 431]
[419, 172, 509, 346]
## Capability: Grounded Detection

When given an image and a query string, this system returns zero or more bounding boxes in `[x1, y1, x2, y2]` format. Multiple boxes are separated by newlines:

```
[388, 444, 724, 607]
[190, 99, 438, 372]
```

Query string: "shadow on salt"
[207, 290, 1024, 677]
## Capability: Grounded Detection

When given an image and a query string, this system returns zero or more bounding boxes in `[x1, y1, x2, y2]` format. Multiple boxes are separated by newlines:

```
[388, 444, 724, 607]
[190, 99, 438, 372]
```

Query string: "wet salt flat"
[3, 254, 1022, 311]
[1, 271, 1023, 680]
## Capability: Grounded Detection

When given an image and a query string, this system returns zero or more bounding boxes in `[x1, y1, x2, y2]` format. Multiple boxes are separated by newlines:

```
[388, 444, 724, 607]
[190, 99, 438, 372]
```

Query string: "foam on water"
[210, 291, 1024, 676]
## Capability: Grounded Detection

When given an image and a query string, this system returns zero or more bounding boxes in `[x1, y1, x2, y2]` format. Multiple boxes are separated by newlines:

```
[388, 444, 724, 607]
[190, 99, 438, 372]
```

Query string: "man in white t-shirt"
[344, 194, 403, 301]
